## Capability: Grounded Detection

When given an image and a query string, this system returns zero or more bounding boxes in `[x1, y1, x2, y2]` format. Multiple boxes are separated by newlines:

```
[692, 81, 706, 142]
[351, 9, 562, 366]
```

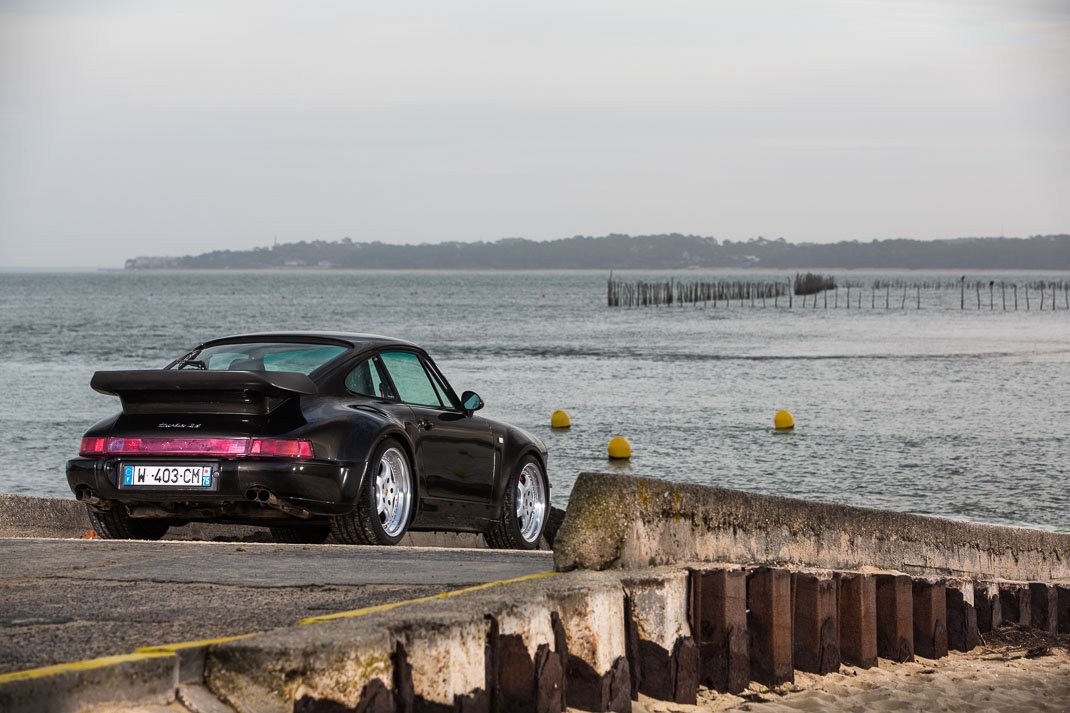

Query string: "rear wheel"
[87, 506, 170, 541]
[330, 439, 414, 546]
[484, 457, 547, 550]
[269, 523, 331, 544]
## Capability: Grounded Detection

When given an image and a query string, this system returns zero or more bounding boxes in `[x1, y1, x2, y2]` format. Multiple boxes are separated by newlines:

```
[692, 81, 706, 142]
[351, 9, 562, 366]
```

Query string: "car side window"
[378, 351, 443, 408]
[345, 358, 395, 399]
[424, 363, 455, 409]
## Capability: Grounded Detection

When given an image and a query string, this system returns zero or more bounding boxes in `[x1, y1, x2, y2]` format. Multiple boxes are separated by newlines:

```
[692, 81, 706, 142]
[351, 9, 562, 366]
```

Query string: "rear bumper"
[66, 457, 367, 517]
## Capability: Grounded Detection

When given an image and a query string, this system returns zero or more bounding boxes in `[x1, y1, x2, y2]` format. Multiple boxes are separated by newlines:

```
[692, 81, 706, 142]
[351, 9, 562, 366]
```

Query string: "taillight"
[78, 437, 314, 460]
[104, 437, 252, 456]
[249, 438, 314, 458]
[79, 437, 106, 456]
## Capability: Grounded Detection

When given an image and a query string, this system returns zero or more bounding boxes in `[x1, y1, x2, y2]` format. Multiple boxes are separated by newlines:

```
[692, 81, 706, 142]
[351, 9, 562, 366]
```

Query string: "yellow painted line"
[298, 570, 559, 625]
[0, 652, 174, 684]
[135, 633, 257, 654]
[0, 572, 558, 683]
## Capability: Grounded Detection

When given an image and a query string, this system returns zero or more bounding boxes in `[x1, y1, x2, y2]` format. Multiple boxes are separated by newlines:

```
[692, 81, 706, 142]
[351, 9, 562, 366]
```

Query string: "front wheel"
[484, 457, 548, 550]
[330, 439, 414, 545]
[86, 505, 170, 540]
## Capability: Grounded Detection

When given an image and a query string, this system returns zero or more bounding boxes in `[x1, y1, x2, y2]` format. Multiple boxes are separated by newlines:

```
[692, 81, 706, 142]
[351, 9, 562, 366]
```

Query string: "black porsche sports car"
[66, 332, 550, 549]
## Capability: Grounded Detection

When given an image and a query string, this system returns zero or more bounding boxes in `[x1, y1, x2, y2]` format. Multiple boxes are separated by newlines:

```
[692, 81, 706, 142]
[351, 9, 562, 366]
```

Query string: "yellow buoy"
[774, 409, 795, 431]
[608, 436, 632, 459]
[551, 409, 572, 429]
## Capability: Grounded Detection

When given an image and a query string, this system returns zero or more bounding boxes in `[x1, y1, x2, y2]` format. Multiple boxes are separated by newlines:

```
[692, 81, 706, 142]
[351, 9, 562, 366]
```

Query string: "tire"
[330, 438, 414, 546]
[484, 456, 548, 550]
[542, 506, 567, 549]
[269, 523, 331, 544]
[87, 505, 170, 541]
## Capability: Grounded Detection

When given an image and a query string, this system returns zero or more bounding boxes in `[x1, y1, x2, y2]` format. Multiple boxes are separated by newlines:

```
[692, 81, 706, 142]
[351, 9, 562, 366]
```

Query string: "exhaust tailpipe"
[245, 487, 310, 519]
[75, 487, 105, 507]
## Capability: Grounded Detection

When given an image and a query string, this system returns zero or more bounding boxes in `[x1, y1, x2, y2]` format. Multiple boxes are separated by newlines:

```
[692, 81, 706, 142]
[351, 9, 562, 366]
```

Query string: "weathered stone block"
[689, 568, 749, 693]
[793, 573, 839, 675]
[206, 620, 395, 713]
[912, 579, 948, 659]
[393, 617, 489, 713]
[552, 473, 1070, 583]
[746, 568, 793, 686]
[548, 585, 630, 712]
[621, 571, 695, 704]
[1029, 583, 1058, 634]
[874, 574, 913, 663]
[485, 598, 562, 713]
[836, 573, 877, 669]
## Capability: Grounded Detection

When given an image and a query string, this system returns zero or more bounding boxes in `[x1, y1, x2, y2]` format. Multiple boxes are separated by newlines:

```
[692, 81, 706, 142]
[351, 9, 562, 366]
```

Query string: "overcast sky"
[1, 0, 1068, 267]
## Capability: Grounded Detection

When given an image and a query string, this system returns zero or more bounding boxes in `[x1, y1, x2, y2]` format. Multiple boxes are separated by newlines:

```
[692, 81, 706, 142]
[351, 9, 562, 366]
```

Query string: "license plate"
[120, 464, 214, 489]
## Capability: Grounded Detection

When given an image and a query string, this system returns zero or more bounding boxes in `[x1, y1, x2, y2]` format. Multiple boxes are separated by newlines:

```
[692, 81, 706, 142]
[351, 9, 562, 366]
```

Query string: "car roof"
[201, 331, 423, 352]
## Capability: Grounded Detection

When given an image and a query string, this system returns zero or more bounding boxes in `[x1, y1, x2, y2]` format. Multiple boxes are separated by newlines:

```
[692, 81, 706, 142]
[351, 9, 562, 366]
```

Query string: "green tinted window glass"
[379, 352, 442, 407]
[262, 346, 346, 374]
[426, 366, 453, 408]
[345, 358, 395, 399]
[176, 342, 347, 375]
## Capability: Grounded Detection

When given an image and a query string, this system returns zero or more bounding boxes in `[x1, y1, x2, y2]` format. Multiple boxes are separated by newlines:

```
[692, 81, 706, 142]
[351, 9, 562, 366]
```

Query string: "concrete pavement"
[0, 537, 552, 674]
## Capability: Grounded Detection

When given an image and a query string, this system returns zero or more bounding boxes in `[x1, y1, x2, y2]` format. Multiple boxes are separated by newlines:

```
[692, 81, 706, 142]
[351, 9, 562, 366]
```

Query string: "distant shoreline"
[3, 266, 1070, 275]
[120, 233, 1070, 272]
[6, 265, 1070, 272]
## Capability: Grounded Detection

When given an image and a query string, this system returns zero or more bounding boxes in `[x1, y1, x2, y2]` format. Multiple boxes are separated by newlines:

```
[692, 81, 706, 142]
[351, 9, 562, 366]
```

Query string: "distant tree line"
[124, 233, 1070, 271]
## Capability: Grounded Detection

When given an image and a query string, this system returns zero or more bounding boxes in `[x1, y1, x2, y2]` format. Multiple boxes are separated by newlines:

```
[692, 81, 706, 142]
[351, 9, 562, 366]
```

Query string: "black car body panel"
[91, 369, 319, 415]
[66, 332, 548, 533]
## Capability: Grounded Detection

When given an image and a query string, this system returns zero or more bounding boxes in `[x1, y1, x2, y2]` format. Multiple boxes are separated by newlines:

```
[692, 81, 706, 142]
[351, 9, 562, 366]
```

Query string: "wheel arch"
[371, 428, 421, 522]
[492, 443, 548, 519]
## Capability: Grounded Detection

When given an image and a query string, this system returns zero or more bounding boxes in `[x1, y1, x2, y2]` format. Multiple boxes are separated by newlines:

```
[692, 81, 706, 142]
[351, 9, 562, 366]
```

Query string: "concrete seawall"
[4, 562, 1067, 712]
[4, 476, 1070, 712]
[552, 473, 1070, 582]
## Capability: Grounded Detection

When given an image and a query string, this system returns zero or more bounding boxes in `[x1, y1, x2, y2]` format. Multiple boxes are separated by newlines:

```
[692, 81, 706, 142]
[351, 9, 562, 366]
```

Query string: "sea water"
[1, 269, 1067, 531]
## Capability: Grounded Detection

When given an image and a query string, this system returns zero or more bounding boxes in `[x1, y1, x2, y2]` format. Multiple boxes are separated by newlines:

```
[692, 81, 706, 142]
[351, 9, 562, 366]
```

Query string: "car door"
[342, 354, 417, 447]
[377, 350, 497, 503]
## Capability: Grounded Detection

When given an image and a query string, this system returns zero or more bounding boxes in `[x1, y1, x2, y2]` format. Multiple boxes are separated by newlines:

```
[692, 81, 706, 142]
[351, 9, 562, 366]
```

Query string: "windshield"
[171, 341, 348, 375]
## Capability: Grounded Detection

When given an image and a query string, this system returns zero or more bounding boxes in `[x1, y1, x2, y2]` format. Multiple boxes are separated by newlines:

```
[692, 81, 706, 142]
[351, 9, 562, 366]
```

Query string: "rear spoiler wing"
[90, 370, 318, 415]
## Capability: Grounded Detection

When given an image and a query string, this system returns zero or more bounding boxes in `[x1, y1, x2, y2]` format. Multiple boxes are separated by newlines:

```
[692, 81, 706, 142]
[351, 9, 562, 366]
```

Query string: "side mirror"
[460, 390, 484, 414]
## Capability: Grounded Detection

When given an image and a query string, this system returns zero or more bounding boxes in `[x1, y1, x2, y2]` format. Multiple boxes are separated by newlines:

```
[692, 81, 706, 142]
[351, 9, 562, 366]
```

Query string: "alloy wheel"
[374, 447, 412, 537]
[515, 462, 546, 543]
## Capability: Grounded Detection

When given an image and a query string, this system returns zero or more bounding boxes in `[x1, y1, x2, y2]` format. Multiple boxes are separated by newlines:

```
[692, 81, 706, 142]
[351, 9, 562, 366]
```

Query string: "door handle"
[417, 419, 434, 431]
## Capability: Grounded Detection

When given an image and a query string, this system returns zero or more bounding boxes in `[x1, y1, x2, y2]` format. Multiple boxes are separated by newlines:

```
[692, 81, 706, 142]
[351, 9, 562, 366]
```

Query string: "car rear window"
[174, 342, 348, 375]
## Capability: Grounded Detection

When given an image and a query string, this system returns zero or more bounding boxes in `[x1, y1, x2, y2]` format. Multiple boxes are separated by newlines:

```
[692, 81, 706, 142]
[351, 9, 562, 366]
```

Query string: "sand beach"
[628, 627, 1070, 713]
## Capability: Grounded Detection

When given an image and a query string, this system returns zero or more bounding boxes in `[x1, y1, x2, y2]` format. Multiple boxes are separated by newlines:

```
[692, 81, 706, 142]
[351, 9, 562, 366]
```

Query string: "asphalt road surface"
[0, 537, 553, 674]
